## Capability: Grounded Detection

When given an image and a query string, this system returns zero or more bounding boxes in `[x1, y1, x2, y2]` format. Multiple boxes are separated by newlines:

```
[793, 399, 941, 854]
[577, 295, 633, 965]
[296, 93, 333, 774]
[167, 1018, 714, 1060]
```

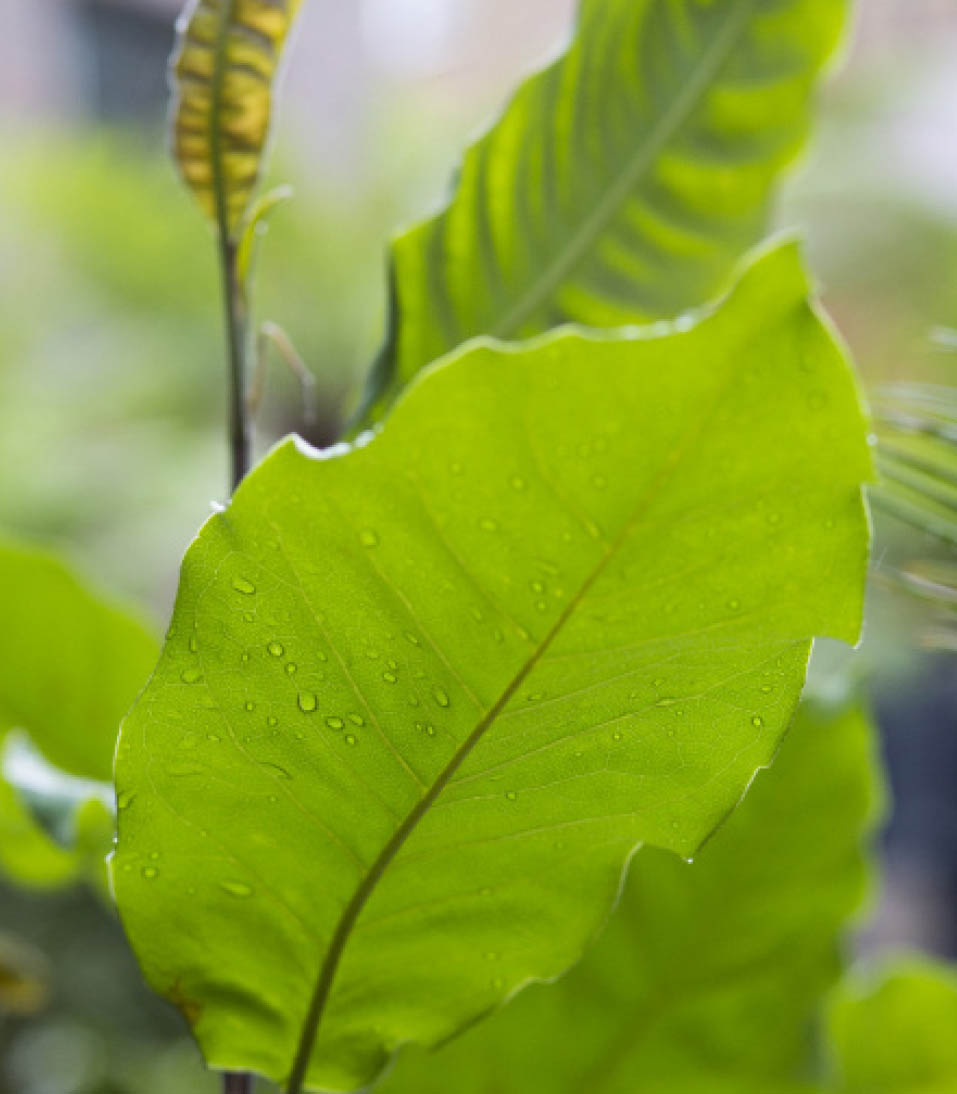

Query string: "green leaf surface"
[827, 962, 957, 1094]
[361, 0, 847, 420]
[0, 539, 158, 888]
[381, 698, 880, 1094]
[113, 244, 871, 1091]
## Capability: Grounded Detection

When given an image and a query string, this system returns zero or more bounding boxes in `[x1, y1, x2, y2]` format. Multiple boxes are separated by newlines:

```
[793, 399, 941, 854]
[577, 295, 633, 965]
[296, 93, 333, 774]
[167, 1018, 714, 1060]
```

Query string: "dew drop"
[326, 716, 344, 730]
[266, 716, 278, 728]
[727, 599, 740, 611]
[116, 790, 134, 810]
[285, 662, 298, 676]
[241, 651, 251, 664]
[207, 733, 222, 743]
[243, 611, 254, 623]
[221, 880, 253, 898]
[752, 716, 764, 728]
[267, 641, 284, 658]
[529, 580, 545, 595]
[382, 671, 397, 684]
[348, 713, 365, 727]
[232, 577, 256, 595]
[404, 631, 420, 646]
[612, 731, 623, 742]
[298, 691, 318, 713]
[244, 700, 256, 712]
[433, 686, 450, 708]
[359, 529, 380, 548]
[180, 667, 202, 684]
[344, 734, 358, 746]
[760, 684, 773, 694]
[505, 790, 517, 802]
[188, 633, 199, 653]
[656, 698, 677, 707]
[425, 724, 436, 737]
[141, 866, 158, 880]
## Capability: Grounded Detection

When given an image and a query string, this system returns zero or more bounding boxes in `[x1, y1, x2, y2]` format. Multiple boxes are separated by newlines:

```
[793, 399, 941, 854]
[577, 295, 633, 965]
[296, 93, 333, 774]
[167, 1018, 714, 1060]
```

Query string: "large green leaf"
[826, 962, 957, 1093]
[360, 0, 847, 420]
[0, 540, 158, 888]
[381, 697, 880, 1093]
[112, 244, 871, 1091]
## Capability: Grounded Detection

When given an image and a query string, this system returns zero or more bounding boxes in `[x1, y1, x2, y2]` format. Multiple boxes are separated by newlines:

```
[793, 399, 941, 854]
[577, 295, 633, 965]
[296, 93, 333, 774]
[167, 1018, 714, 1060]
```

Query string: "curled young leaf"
[170, 0, 303, 238]
[113, 245, 871, 1091]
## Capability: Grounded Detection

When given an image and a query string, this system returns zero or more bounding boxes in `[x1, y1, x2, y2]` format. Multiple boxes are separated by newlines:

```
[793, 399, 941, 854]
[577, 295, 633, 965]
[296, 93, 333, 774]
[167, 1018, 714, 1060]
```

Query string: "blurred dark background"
[0, 1, 955, 1090]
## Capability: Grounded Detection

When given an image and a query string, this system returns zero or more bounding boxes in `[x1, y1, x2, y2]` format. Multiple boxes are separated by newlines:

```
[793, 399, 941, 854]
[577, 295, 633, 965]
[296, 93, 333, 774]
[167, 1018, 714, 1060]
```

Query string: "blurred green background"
[0, 1, 955, 1091]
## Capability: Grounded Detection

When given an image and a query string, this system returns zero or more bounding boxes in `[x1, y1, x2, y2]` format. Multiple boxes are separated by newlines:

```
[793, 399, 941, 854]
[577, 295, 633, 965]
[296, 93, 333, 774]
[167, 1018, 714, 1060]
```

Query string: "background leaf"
[381, 697, 881, 1093]
[170, 0, 303, 237]
[360, 0, 848, 420]
[113, 244, 871, 1091]
[826, 961, 957, 1093]
[0, 540, 158, 889]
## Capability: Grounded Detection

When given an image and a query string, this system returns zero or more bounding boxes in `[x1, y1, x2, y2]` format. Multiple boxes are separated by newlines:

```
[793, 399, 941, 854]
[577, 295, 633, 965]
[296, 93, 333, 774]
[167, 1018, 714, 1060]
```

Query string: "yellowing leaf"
[170, 0, 303, 237]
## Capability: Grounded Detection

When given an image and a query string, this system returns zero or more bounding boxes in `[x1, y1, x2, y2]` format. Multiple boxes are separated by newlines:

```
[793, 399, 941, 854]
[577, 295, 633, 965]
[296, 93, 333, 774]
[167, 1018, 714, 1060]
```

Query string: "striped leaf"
[170, 0, 302, 237]
[360, 0, 847, 421]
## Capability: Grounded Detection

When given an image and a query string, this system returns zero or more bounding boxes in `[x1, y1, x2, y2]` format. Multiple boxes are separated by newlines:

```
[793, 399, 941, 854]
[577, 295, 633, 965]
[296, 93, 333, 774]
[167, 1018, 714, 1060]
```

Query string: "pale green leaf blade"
[0, 540, 158, 782]
[362, 0, 847, 420]
[827, 962, 957, 1093]
[113, 244, 871, 1091]
[381, 698, 881, 1093]
[170, 0, 302, 237]
[0, 540, 158, 888]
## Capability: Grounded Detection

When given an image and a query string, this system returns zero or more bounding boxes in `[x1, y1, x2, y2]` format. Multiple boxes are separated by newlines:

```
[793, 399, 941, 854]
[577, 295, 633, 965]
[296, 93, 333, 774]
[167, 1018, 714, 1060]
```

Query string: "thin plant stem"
[220, 235, 251, 492]
[223, 1074, 255, 1094]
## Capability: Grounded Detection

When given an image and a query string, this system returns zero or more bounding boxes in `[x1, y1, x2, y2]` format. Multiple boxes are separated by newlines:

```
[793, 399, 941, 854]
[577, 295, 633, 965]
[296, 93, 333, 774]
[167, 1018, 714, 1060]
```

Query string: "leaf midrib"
[208, 0, 237, 242]
[490, 0, 756, 340]
[285, 338, 756, 1092]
